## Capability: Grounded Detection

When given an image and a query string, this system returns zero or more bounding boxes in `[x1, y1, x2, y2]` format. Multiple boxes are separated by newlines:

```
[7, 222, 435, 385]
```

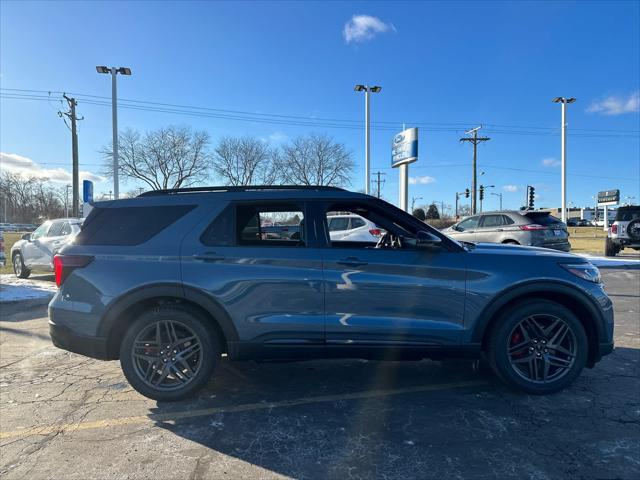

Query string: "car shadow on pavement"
[145, 348, 640, 479]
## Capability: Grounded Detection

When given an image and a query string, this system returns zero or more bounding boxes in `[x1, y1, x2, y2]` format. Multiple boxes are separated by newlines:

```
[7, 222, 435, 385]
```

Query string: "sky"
[1, 0, 639, 212]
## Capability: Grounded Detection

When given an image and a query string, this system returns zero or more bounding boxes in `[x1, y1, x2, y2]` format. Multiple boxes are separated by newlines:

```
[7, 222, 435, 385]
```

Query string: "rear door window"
[480, 215, 504, 228]
[236, 204, 306, 247]
[46, 221, 64, 237]
[328, 217, 350, 232]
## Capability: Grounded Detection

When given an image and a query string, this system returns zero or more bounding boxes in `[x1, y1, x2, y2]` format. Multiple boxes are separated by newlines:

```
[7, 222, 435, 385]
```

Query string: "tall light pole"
[354, 85, 381, 195]
[97, 66, 132, 199]
[491, 192, 503, 211]
[552, 97, 576, 223]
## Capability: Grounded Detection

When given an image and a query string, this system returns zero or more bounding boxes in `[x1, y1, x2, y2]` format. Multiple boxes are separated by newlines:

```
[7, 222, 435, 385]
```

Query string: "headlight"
[560, 263, 601, 283]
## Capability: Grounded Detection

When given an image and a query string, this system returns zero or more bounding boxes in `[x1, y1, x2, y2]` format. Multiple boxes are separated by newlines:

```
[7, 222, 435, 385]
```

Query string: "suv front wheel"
[120, 305, 220, 401]
[487, 300, 587, 394]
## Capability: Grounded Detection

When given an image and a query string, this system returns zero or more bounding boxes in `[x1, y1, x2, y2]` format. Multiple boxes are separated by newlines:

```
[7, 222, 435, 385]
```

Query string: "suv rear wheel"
[120, 305, 220, 401]
[487, 300, 587, 394]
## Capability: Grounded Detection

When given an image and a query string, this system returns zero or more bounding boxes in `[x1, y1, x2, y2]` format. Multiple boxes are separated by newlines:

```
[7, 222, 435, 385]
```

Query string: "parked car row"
[0, 222, 38, 232]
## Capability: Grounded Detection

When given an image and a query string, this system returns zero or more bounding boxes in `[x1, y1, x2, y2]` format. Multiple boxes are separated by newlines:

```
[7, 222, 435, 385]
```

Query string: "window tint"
[524, 212, 562, 226]
[236, 204, 305, 246]
[481, 215, 504, 228]
[31, 222, 50, 240]
[47, 221, 64, 237]
[328, 217, 350, 231]
[200, 204, 235, 246]
[351, 218, 366, 228]
[75, 205, 195, 246]
[457, 216, 479, 230]
[502, 215, 515, 225]
[60, 222, 72, 236]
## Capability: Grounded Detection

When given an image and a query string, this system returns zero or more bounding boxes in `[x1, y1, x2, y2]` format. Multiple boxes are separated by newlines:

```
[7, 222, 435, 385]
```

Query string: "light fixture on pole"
[552, 97, 576, 224]
[354, 84, 382, 195]
[97, 65, 132, 200]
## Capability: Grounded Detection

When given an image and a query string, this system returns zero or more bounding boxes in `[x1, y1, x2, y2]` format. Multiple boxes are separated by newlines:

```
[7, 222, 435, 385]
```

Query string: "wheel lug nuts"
[172, 357, 176, 361]
[163, 359, 167, 362]
[173, 350, 177, 354]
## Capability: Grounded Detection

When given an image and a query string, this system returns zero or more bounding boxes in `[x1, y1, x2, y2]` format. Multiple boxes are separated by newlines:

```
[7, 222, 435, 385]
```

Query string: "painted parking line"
[0, 379, 487, 440]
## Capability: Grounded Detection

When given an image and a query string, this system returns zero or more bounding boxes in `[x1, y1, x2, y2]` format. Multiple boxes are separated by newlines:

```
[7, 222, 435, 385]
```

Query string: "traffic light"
[464, 188, 470, 198]
[528, 186, 535, 209]
[479, 185, 485, 201]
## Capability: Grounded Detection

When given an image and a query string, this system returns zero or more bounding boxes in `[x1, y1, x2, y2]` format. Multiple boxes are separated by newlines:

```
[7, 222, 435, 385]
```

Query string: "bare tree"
[102, 126, 211, 190]
[280, 134, 354, 186]
[212, 136, 278, 186]
[0, 172, 64, 222]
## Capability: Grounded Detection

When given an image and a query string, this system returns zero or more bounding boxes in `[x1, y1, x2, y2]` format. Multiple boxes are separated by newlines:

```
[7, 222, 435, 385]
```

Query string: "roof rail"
[138, 185, 346, 197]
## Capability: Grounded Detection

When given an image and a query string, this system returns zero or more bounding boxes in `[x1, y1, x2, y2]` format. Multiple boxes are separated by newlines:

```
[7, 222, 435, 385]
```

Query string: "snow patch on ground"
[579, 255, 640, 267]
[0, 275, 57, 303]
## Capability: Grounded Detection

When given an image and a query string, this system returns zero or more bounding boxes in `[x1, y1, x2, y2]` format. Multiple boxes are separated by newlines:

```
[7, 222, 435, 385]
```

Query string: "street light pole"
[97, 66, 132, 200]
[354, 85, 381, 195]
[491, 192, 503, 211]
[552, 97, 576, 224]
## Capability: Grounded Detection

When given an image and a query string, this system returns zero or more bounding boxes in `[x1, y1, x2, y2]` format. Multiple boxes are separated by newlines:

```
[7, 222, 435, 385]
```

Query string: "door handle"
[337, 257, 368, 267]
[193, 252, 225, 262]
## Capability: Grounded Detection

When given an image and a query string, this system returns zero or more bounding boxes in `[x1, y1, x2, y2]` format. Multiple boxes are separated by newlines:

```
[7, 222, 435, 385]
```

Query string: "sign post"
[597, 189, 619, 231]
[391, 127, 419, 212]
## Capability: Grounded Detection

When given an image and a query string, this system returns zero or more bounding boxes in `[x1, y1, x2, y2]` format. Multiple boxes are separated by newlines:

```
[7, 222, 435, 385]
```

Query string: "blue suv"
[49, 186, 614, 401]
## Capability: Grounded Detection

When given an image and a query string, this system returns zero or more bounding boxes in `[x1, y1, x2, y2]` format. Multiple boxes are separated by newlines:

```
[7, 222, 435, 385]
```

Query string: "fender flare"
[470, 280, 607, 344]
[97, 283, 239, 343]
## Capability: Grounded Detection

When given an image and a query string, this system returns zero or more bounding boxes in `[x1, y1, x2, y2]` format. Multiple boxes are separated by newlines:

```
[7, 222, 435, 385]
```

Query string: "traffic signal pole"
[460, 127, 490, 215]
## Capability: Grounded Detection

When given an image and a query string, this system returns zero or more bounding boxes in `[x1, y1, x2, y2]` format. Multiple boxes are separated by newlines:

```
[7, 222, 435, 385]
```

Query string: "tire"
[120, 305, 220, 401]
[12, 252, 31, 279]
[604, 237, 617, 257]
[487, 300, 588, 395]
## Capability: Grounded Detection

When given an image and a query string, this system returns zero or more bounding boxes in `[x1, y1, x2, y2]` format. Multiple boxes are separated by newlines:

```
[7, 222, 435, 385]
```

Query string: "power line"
[2, 89, 638, 137]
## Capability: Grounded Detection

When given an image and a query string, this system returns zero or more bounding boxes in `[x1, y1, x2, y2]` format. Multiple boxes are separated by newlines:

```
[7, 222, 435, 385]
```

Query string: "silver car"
[10, 218, 82, 278]
[445, 210, 570, 251]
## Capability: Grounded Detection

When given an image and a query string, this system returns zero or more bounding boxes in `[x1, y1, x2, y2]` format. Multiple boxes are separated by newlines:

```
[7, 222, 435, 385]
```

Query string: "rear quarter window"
[75, 205, 195, 246]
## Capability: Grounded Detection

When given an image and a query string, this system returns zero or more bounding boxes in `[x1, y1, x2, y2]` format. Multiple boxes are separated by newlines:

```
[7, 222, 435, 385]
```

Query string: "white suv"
[605, 206, 640, 256]
[327, 213, 383, 243]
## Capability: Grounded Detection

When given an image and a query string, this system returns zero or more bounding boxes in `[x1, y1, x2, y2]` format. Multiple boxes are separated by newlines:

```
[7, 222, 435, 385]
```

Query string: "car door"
[21, 221, 52, 267]
[475, 214, 504, 243]
[316, 200, 467, 349]
[39, 220, 66, 266]
[327, 216, 351, 241]
[449, 215, 480, 242]
[181, 201, 325, 358]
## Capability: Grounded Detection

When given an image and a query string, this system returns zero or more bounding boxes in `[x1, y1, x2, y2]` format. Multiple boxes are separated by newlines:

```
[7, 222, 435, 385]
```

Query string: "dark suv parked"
[49, 186, 614, 401]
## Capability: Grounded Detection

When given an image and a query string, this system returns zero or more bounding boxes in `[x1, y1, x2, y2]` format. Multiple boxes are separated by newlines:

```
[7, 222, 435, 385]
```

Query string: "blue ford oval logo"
[394, 134, 404, 144]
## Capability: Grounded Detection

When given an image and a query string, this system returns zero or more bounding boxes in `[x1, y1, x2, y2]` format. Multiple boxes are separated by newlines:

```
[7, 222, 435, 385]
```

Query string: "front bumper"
[49, 321, 110, 360]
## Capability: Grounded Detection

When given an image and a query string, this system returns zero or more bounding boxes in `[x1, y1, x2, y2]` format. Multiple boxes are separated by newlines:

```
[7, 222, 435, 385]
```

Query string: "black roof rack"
[138, 185, 346, 197]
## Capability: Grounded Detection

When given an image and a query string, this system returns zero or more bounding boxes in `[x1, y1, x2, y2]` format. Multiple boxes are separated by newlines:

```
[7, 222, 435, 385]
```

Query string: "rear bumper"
[538, 241, 571, 252]
[49, 321, 110, 360]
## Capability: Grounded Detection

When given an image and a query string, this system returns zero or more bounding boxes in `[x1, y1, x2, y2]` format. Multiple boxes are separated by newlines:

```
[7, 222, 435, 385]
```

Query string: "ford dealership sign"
[391, 127, 418, 167]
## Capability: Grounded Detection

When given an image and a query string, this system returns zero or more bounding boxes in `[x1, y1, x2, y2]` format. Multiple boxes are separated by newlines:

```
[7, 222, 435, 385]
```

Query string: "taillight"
[54, 254, 93, 287]
[519, 224, 547, 231]
[610, 224, 618, 234]
[369, 229, 382, 237]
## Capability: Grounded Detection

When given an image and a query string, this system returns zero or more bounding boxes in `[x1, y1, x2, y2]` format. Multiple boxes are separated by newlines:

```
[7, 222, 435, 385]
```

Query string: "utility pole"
[65, 184, 72, 217]
[411, 196, 423, 212]
[371, 171, 386, 199]
[460, 126, 490, 215]
[60, 95, 82, 217]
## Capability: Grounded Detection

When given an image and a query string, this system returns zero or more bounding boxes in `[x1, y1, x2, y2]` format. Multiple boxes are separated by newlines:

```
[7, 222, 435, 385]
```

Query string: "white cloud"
[541, 157, 561, 168]
[587, 91, 640, 116]
[408, 175, 436, 185]
[0, 152, 105, 183]
[343, 15, 395, 44]
[502, 184, 519, 192]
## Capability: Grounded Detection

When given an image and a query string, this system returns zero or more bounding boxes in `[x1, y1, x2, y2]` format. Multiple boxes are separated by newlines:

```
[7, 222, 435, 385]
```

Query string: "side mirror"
[416, 230, 442, 247]
[21, 233, 31, 241]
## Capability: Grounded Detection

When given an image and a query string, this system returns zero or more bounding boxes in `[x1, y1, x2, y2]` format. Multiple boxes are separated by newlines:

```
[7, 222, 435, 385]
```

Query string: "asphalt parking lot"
[1, 268, 639, 480]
